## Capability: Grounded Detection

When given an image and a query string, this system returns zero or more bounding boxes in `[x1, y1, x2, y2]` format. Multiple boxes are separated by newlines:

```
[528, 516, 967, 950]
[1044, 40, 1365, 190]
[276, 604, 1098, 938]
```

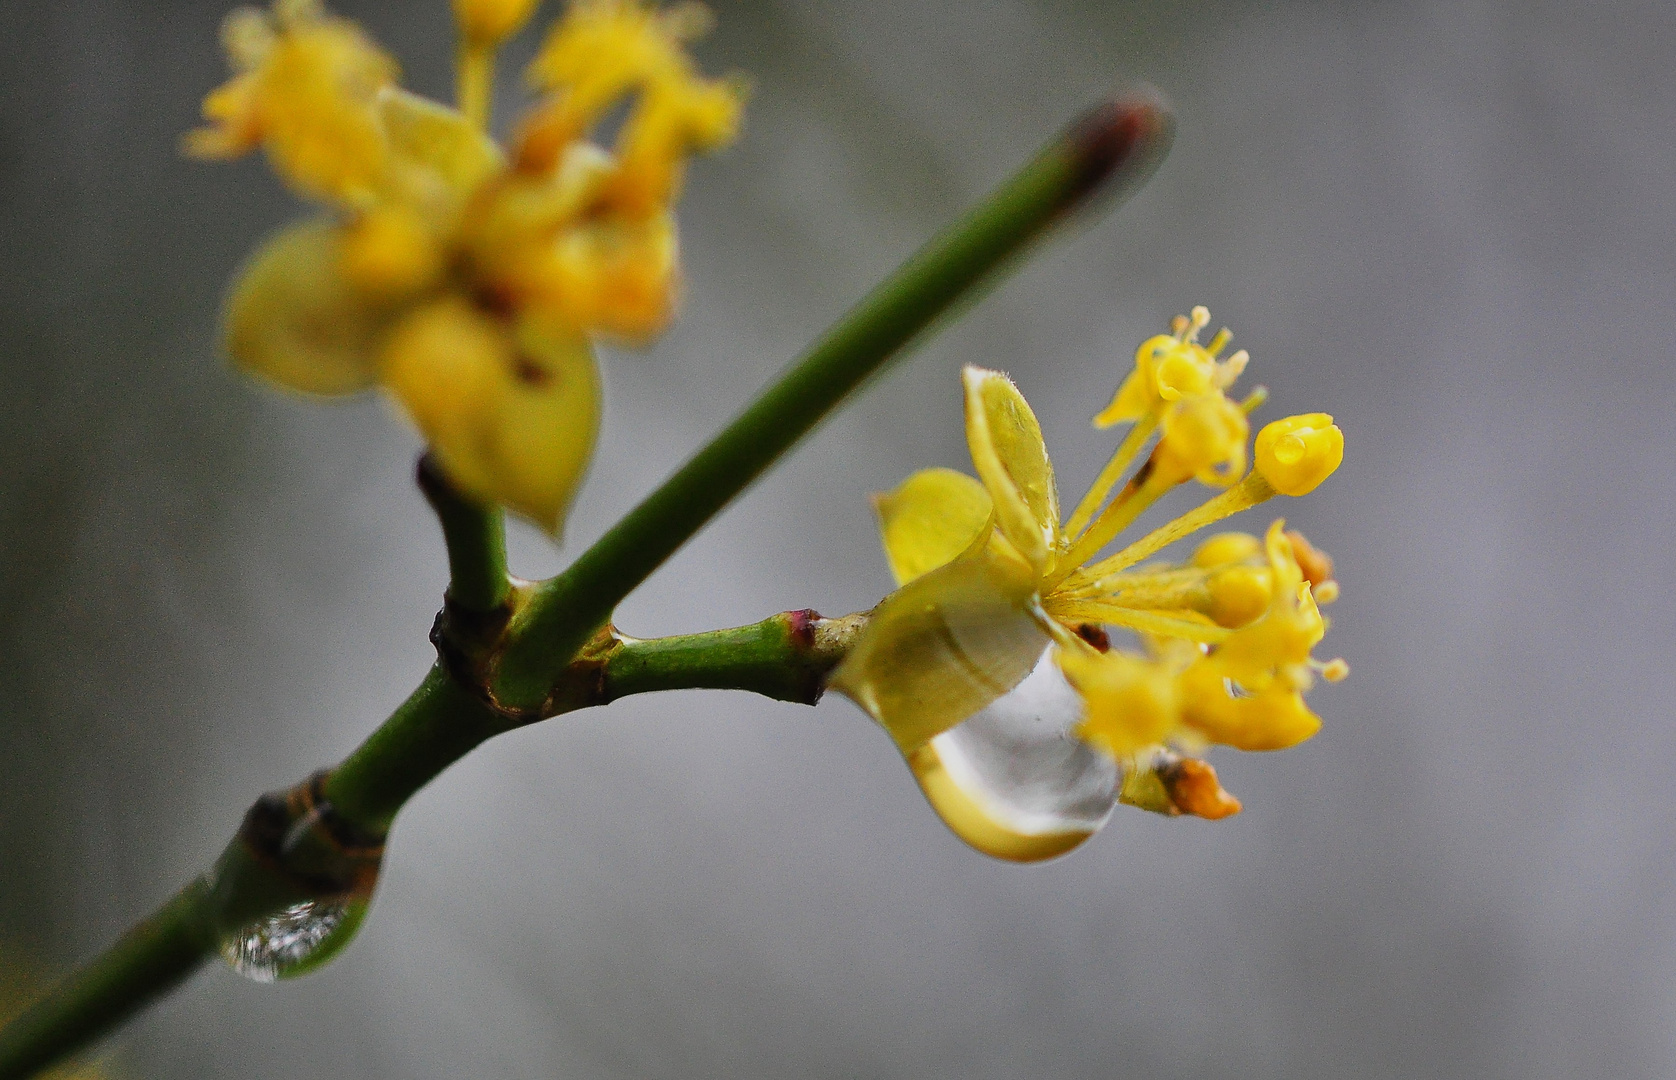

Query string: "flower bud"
[1191, 531, 1260, 568]
[1255, 413, 1343, 495]
[1156, 393, 1249, 487]
[1207, 564, 1271, 628]
[453, 0, 539, 45]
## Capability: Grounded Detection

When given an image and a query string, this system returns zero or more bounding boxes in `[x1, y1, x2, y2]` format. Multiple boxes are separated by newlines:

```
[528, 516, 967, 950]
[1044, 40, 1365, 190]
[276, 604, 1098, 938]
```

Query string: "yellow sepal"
[831, 543, 1046, 752]
[381, 297, 600, 535]
[378, 87, 505, 208]
[223, 217, 392, 396]
[873, 467, 993, 587]
[961, 366, 1060, 575]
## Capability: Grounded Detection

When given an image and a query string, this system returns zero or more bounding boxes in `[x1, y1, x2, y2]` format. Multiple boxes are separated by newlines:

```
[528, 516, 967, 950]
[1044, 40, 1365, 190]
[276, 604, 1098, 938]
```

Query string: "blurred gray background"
[3, 0, 1673, 1076]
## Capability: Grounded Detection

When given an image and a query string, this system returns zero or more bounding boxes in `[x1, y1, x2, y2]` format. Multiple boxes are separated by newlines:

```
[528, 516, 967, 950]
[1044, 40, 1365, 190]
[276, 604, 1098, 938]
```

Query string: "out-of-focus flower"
[189, 0, 744, 533]
[832, 309, 1346, 861]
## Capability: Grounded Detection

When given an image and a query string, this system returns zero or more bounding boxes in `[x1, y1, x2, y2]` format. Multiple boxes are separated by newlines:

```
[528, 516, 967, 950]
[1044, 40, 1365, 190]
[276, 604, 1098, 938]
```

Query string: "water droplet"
[907, 647, 1118, 862]
[220, 897, 369, 983]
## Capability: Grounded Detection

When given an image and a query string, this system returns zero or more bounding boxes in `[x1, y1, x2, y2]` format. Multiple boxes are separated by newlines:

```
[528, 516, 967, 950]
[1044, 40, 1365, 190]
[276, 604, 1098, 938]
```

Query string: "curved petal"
[223, 218, 389, 396]
[1180, 665, 1322, 751]
[906, 650, 1118, 862]
[1057, 646, 1181, 759]
[962, 366, 1059, 574]
[873, 467, 993, 587]
[831, 544, 1046, 753]
[381, 297, 600, 536]
[378, 88, 504, 206]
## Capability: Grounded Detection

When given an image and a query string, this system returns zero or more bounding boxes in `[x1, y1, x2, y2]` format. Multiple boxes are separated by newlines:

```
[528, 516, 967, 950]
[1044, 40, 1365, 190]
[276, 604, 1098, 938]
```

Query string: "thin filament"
[457, 41, 494, 130]
[1063, 414, 1158, 540]
[1049, 474, 1168, 591]
[1081, 473, 1276, 580]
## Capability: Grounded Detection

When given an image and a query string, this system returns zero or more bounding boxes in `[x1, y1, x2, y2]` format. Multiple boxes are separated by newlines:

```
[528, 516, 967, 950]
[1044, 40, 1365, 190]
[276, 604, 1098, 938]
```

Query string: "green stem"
[492, 95, 1174, 710]
[0, 880, 217, 1080]
[416, 454, 511, 615]
[326, 663, 510, 835]
[598, 609, 867, 707]
[0, 609, 869, 1079]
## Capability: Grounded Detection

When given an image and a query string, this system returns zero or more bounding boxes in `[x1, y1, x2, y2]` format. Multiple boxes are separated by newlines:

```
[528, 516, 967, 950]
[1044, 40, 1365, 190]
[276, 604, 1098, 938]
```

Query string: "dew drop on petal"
[219, 897, 369, 983]
[911, 648, 1119, 862]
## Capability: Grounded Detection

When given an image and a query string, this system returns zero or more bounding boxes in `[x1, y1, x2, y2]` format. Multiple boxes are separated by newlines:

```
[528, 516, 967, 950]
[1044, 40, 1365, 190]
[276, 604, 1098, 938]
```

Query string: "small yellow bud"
[1152, 343, 1215, 402]
[1314, 579, 1341, 605]
[1155, 393, 1249, 488]
[1255, 413, 1343, 496]
[1207, 565, 1272, 628]
[1320, 657, 1350, 682]
[1191, 531, 1261, 568]
[454, 0, 540, 45]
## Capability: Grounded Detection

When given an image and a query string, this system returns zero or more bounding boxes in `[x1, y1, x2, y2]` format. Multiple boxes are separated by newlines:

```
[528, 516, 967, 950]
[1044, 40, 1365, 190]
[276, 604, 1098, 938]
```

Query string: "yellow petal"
[1092, 366, 1152, 429]
[382, 297, 601, 535]
[223, 218, 390, 396]
[961, 366, 1059, 574]
[1180, 665, 1322, 751]
[831, 544, 1046, 752]
[1058, 647, 1181, 759]
[378, 87, 504, 204]
[873, 467, 993, 587]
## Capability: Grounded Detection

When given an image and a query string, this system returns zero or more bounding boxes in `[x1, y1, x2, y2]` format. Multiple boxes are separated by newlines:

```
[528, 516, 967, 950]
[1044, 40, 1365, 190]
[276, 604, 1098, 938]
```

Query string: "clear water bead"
[910, 648, 1119, 861]
[219, 899, 361, 982]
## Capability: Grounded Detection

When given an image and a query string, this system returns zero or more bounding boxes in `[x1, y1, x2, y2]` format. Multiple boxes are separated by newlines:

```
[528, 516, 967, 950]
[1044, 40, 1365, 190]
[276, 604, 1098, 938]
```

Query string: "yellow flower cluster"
[832, 308, 1346, 860]
[188, 0, 744, 532]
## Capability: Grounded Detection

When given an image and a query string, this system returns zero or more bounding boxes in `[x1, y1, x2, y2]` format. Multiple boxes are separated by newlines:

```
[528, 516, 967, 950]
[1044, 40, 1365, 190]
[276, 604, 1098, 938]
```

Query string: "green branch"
[0, 610, 865, 1080]
[0, 882, 217, 1080]
[0, 93, 1174, 1080]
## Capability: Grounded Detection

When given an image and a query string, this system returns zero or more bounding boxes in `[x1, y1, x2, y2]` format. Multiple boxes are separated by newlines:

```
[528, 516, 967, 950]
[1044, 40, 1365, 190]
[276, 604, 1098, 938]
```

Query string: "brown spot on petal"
[513, 354, 552, 387]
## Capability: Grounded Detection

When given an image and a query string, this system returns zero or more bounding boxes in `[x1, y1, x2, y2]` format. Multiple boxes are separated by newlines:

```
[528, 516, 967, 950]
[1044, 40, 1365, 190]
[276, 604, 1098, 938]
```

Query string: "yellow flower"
[831, 309, 1346, 861]
[190, 0, 744, 533]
